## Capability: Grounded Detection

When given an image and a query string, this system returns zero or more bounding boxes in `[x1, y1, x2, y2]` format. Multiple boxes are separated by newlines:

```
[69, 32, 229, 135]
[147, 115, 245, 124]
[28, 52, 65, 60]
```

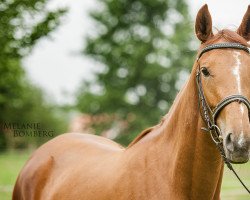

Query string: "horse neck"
[158, 69, 224, 198]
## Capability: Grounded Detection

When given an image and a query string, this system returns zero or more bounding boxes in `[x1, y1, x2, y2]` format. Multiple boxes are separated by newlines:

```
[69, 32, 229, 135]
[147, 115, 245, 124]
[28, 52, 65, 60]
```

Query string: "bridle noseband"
[196, 43, 250, 194]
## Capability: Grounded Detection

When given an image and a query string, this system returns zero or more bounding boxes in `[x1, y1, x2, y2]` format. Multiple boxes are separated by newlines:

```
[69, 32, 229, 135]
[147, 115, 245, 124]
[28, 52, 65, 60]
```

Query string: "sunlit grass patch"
[0, 151, 31, 200]
[221, 162, 250, 200]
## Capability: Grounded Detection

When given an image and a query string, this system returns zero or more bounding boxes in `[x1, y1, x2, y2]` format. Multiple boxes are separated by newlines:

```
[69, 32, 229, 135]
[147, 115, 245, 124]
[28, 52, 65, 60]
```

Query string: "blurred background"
[0, 0, 249, 199]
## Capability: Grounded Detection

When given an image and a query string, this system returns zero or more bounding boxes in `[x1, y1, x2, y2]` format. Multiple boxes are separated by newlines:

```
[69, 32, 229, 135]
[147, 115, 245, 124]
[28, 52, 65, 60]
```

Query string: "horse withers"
[13, 4, 250, 200]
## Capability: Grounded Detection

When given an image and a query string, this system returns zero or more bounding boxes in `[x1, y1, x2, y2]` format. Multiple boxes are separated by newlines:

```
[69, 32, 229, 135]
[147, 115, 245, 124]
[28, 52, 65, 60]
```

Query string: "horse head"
[195, 5, 250, 164]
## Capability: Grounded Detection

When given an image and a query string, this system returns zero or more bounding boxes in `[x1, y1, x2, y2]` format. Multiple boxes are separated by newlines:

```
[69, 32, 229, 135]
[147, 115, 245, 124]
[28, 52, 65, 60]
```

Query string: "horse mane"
[203, 29, 250, 47]
[127, 126, 155, 147]
[127, 115, 168, 147]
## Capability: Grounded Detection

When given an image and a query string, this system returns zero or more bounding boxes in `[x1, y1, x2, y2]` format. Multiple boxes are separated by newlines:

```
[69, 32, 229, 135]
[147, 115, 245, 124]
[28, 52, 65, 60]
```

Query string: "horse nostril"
[226, 133, 232, 143]
[225, 133, 234, 152]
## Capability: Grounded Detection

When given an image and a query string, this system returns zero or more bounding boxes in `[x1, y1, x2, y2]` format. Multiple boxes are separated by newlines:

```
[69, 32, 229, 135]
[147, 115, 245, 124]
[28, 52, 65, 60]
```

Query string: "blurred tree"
[0, 0, 66, 150]
[77, 0, 196, 145]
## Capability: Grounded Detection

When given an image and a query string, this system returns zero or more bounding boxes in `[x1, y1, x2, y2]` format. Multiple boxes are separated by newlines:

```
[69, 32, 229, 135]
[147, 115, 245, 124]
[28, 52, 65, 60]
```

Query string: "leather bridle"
[196, 43, 250, 194]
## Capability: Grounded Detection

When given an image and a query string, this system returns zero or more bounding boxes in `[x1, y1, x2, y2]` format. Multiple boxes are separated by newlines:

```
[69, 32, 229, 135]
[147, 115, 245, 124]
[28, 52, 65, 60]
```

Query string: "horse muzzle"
[224, 132, 250, 164]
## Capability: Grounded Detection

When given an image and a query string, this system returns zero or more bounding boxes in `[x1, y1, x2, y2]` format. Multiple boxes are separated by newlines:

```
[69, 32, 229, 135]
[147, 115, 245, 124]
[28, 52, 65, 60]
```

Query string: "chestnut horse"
[13, 5, 250, 200]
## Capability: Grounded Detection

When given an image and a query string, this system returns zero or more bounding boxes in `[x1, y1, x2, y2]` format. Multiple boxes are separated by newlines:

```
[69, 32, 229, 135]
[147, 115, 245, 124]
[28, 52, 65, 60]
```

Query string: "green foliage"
[0, 0, 67, 150]
[0, 0, 66, 58]
[77, 0, 196, 145]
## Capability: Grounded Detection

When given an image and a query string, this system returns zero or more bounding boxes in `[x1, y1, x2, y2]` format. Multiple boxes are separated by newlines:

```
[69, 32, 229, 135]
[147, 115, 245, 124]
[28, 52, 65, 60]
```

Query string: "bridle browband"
[197, 43, 250, 60]
[196, 42, 250, 194]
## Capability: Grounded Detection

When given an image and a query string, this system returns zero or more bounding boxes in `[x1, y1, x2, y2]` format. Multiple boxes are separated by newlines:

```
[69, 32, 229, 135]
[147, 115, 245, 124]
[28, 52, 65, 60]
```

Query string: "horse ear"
[195, 4, 213, 42]
[237, 5, 250, 41]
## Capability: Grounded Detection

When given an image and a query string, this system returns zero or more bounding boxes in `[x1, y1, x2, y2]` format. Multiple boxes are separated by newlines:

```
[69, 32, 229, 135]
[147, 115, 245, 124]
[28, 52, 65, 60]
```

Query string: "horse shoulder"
[13, 154, 54, 200]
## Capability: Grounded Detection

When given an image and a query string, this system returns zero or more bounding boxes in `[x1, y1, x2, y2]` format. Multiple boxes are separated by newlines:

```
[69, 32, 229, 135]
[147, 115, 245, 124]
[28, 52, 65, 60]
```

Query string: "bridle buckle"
[209, 124, 223, 144]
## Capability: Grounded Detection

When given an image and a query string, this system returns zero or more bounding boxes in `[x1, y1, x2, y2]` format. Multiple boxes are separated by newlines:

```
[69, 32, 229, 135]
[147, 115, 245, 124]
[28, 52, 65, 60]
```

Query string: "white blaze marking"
[232, 51, 242, 93]
[232, 51, 244, 141]
[232, 51, 244, 114]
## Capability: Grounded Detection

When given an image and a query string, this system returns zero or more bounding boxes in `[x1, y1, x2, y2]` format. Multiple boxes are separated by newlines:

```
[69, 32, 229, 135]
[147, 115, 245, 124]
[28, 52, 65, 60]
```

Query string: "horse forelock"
[203, 29, 250, 47]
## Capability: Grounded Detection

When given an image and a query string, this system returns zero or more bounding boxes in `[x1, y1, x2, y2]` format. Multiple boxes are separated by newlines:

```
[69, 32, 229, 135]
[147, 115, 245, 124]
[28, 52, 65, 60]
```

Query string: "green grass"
[0, 151, 31, 200]
[221, 163, 250, 199]
[0, 151, 249, 200]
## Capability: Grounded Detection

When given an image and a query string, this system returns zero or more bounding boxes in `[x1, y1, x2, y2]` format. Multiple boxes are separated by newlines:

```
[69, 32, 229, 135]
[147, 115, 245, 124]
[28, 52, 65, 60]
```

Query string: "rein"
[196, 43, 250, 194]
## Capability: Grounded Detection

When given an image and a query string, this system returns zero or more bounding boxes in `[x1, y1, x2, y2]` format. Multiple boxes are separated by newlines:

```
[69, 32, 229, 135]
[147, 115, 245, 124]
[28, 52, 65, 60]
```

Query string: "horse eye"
[201, 67, 210, 77]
